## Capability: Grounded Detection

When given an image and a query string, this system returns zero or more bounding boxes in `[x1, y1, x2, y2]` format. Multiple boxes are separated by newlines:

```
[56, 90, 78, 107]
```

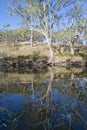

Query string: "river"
[0, 67, 87, 130]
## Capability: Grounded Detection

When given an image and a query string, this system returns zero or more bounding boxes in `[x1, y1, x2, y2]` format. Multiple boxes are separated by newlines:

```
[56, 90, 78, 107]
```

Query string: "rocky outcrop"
[53, 44, 87, 54]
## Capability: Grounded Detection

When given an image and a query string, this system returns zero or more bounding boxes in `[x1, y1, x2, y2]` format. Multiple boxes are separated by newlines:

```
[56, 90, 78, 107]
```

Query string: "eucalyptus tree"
[8, 0, 77, 62]
[71, 1, 87, 44]
[0, 29, 3, 43]
[61, 0, 87, 55]
[69, 1, 87, 55]
[3, 24, 10, 44]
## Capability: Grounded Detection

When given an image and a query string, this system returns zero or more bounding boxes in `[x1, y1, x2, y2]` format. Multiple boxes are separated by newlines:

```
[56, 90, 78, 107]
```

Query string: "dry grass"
[0, 42, 50, 58]
[0, 42, 85, 62]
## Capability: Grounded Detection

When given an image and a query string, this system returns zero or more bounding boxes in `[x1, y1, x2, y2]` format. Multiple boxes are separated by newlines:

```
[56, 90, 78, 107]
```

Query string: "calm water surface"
[0, 67, 87, 130]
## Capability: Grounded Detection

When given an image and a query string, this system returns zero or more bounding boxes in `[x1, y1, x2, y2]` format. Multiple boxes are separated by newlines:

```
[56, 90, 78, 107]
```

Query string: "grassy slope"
[0, 42, 86, 62]
[0, 42, 49, 57]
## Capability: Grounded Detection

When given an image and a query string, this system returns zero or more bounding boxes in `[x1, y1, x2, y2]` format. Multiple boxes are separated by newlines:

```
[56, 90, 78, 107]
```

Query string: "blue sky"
[0, 0, 20, 29]
[0, 0, 87, 30]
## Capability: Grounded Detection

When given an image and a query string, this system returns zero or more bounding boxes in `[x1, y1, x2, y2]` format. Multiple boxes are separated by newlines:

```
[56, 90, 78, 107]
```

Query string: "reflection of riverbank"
[0, 67, 87, 130]
[0, 67, 87, 105]
[0, 67, 87, 88]
[0, 66, 87, 81]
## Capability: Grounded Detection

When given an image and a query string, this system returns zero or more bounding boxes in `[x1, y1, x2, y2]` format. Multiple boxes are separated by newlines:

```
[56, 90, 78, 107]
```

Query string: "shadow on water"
[0, 67, 87, 130]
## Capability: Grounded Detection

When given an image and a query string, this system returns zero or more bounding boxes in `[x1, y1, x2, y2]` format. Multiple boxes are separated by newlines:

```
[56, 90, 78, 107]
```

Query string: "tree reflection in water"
[0, 67, 87, 130]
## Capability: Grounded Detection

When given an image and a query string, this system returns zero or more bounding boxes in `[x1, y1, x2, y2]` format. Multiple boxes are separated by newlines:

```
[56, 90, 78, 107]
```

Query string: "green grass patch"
[57, 53, 71, 57]
[78, 52, 87, 57]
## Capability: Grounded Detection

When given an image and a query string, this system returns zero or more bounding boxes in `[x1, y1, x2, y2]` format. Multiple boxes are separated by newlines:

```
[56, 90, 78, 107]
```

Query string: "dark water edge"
[0, 55, 87, 71]
[0, 67, 87, 130]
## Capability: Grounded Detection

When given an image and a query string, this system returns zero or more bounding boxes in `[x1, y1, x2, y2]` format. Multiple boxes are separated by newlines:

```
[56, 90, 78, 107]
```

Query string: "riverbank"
[0, 42, 87, 69]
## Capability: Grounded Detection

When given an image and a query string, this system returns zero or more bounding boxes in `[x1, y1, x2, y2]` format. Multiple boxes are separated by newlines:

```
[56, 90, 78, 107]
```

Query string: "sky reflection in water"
[0, 69, 87, 130]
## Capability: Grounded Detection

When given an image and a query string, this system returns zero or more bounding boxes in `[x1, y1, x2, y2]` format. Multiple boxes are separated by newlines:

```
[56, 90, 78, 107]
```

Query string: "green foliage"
[78, 52, 87, 57]
[57, 53, 71, 57]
